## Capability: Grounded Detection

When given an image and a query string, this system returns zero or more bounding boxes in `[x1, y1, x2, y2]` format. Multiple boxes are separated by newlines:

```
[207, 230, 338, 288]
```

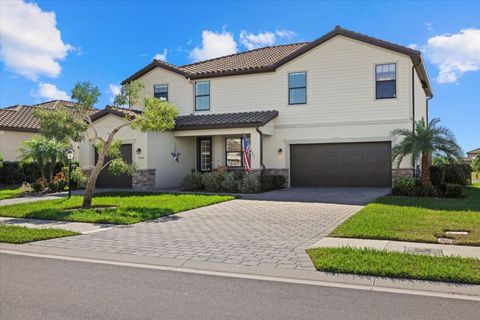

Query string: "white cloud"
[34, 83, 70, 100]
[153, 49, 168, 61]
[239, 29, 296, 50]
[108, 84, 121, 103]
[189, 30, 238, 62]
[423, 28, 480, 83]
[240, 31, 276, 50]
[0, 0, 73, 80]
[426, 22, 434, 31]
[408, 43, 419, 50]
[275, 29, 297, 38]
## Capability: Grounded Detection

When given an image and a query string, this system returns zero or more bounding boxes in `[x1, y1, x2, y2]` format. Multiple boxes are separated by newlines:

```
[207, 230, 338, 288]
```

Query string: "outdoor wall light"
[136, 148, 142, 155]
[277, 148, 283, 154]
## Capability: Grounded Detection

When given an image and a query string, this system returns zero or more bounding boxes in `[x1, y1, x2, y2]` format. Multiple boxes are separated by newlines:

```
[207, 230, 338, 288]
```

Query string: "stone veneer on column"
[132, 169, 156, 190]
[392, 168, 414, 180]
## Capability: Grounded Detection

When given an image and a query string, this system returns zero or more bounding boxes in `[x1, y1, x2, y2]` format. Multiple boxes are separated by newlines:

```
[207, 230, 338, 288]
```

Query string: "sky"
[0, 0, 478, 153]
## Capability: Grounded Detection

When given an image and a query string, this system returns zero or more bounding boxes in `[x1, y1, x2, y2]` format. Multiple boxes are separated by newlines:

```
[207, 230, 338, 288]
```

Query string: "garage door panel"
[95, 144, 133, 188]
[290, 142, 391, 187]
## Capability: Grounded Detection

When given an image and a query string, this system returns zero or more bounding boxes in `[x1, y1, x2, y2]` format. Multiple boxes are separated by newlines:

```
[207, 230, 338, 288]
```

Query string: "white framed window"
[375, 63, 396, 99]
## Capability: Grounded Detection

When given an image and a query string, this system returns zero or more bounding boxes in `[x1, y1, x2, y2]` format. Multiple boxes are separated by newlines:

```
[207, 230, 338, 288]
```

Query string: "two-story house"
[79, 26, 433, 190]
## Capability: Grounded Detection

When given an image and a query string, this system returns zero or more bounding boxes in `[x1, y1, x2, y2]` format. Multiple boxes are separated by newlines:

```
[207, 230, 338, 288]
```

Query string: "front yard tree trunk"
[81, 146, 108, 209]
[421, 151, 431, 187]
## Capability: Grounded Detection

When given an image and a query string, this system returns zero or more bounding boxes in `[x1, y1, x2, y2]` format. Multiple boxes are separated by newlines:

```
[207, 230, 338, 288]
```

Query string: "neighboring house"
[465, 148, 480, 164]
[0, 100, 84, 161]
[80, 26, 433, 190]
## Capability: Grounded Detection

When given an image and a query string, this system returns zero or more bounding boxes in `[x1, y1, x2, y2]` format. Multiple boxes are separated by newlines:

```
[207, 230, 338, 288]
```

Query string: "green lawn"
[307, 247, 480, 285]
[331, 186, 480, 246]
[0, 186, 21, 200]
[0, 192, 234, 224]
[0, 225, 79, 244]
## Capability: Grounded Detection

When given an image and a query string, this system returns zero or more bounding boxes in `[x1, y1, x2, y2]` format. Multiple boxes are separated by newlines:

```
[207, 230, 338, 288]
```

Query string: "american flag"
[242, 133, 251, 172]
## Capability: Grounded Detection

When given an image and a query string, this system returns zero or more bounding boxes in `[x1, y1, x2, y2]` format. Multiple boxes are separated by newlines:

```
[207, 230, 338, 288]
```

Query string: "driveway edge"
[1, 243, 478, 301]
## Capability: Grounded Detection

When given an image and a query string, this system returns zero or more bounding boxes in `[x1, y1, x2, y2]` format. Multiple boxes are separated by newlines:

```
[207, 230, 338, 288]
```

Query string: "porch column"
[250, 129, 262, 169]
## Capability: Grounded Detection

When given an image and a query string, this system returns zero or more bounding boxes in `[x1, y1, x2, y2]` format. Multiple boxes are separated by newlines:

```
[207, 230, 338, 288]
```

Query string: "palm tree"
[391, 118, 463, 187]
[18, 136, 69, 182]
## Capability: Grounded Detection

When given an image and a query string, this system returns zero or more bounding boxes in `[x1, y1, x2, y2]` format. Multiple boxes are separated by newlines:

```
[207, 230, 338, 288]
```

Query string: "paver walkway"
[310, 237, 480, 259]
[30, 199, 364, 270]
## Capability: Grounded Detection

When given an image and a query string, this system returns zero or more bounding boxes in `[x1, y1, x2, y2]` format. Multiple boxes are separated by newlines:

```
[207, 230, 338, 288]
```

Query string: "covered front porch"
[173, 110, 278, 174]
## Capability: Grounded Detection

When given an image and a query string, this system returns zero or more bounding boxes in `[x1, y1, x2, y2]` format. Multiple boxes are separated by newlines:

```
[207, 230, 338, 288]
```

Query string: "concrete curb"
[309, 237, 480, 259]
[1, 243, 478, 301]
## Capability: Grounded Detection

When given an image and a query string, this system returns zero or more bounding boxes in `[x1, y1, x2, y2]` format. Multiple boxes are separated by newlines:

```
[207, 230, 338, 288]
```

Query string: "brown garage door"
[95, 144, 133, 188]
[290, 142, 391, 187]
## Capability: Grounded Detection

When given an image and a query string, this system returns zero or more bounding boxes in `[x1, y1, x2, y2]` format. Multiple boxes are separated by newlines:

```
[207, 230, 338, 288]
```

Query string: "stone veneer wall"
[392, 168, 414, 180]
[132, 169, 156, 190]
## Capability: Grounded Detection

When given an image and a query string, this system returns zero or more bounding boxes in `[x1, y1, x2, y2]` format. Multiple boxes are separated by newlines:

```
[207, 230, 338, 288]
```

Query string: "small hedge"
[430, 164, 471, 187]
[182, 171, 286, 193]
[0, 161, 63, 185]
[392, 177, 463, 198]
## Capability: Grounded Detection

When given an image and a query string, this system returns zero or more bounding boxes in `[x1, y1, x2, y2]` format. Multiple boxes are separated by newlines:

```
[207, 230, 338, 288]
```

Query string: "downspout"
[255, 127, 265, 170]
[426, 96, 433, 126]
[411, 62, 420, 173]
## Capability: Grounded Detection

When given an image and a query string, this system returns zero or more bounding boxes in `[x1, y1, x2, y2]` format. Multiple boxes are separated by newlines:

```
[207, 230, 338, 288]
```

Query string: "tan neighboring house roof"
[122, 25, 432, 97]
[467, 148, 480, 157]
[0, 100, 90, 133]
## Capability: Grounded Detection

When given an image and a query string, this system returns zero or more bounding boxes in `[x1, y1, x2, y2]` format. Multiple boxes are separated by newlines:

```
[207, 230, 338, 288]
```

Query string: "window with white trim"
[154, 84, 168, 101]
[375, 63, 396, 99]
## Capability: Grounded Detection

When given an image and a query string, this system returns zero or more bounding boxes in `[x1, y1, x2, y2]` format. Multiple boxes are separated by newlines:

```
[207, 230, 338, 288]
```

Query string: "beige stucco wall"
[147, 132, 195, 188]
[78, 114, 148, 169]
[0, 130, 36, 161]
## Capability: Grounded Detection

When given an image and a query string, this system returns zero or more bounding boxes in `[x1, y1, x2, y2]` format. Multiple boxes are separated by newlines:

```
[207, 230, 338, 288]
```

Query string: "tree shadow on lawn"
[375, 187, 480, 212]
[23, 207, 175, 225]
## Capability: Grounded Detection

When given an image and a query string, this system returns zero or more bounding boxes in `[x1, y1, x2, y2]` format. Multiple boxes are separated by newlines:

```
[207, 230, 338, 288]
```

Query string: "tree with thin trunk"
[391, 118, 463, 187]
[68, 81, 178, 209]
[18, 136, 69, 183]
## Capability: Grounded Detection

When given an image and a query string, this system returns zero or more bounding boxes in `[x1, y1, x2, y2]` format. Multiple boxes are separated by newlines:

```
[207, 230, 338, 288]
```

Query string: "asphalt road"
[0, 254, 478, 320]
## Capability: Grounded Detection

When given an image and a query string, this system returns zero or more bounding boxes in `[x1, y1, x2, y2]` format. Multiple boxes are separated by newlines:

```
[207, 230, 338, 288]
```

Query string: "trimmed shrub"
[392, 177, 416, 196]
[182, 172, 204, 191]
[220, 172, 238, 193]
[440, 183, 463, 198]
[202, 172, 224, 192]
[430, 164, 471, 187]
[238, 174, 261, 193]
[259, 174, 286, 191]
[19, 182, 33, 195]
[31, 181, 44, 193]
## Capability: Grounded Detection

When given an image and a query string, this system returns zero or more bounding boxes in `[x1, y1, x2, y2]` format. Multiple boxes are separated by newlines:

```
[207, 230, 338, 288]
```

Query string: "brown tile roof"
[91, 106, 279, 131]
[467, 148, 480, 155]
[89, 105, 142, 122]
[175, 110, 279, 130]
[179, 43, 308, 77]
[0, 100, 92, 132]
[122, 26, 432, 97]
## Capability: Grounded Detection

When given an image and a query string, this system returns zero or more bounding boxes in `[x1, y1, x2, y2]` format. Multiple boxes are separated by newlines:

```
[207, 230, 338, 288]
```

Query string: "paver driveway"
[32, 188, 388, 271]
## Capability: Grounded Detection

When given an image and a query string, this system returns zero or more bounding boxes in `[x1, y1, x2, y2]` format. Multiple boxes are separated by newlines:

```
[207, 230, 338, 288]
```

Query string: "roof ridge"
[179, 42, 309, 68]
[335, 26, 420, 55]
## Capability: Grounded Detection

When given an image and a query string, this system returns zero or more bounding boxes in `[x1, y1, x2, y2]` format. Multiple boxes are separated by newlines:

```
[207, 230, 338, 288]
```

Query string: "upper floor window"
[288, 72, 307, 105]
[376, 63, 396, 99]
[154, 84, 168, 101]
[195, 81, 210, 111]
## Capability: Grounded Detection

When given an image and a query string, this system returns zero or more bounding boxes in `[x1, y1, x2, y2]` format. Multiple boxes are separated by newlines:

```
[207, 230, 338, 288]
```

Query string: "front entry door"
[197, 137, 212, 172]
